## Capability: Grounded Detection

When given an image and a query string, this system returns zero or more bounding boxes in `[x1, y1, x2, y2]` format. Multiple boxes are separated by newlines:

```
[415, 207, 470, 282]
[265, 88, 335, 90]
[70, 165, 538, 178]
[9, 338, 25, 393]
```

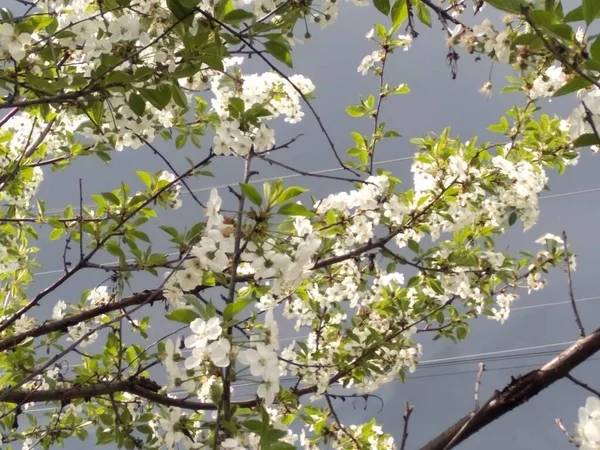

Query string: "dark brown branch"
[0, 377, 255, 411]
[420, 324, 600, 450]
[0, 290, 165, 352]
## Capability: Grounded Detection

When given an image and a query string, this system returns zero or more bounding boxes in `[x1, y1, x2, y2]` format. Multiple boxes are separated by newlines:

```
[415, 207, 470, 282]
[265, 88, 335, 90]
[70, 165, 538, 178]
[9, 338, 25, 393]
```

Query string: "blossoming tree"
[0, 0, 600, 448]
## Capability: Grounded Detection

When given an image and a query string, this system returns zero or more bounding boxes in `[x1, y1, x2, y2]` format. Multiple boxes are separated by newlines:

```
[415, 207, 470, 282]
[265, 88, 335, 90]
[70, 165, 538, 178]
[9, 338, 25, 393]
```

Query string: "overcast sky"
[15, 1, 600, 449]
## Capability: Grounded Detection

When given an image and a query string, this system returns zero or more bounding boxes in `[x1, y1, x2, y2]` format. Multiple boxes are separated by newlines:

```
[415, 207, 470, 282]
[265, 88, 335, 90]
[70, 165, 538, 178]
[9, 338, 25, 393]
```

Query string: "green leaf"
[105, 241, 125, 260]
[240, 183, 262, 206]
[101, 192, 121, 205]
[374, 0, 390, 15]
[391, 84, 410, 95]
[346, 105, 365, 117]
[416, 1, 432, 27]
[457, 326, 468, 340]
[564, 5, 584, 21]
[277, 203, 315, 217]
[128, 93, 146, 116]
[166, 0, 196, 25]
[591, 35, 600, 61]
[223, 297, 253, 320]
[171, 83, 188, 109]
[391, 0, 408, 32]
[408, 239, 420, 254]
[276, 186, 309, 205]
[88, 101, 104, 126]
[133, 67, 155, 82]
[49, 228, 63, 241]
[270, 443, 297, 450]
[583, 0, 600, 24]
[139, 85, 172, 110]
[573, 133, 600, 148]
[136, 171, 153, 188]
[228, 97, 245, 119]
[224, 9, 255, 24]
[553, 76, 592, 97]
[264, 41, 293, 68]
[484, 0, 528, 14]
[176, 133, 188, 149]
[166, 309, 200, 324]
[508, 211, 518, 226]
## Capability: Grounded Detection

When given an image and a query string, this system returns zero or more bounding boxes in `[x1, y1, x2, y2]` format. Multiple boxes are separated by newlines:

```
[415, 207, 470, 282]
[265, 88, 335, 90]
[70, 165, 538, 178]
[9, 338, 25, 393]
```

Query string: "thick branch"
[0, 290, 164, 352]
[420, 325, 600, 450]
[0, 377, 255, 411]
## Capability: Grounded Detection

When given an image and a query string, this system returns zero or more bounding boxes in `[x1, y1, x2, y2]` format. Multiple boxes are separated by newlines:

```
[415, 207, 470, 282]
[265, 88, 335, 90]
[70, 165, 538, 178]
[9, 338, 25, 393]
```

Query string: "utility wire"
[25, 342, 599, 414]
[31, 181, 600, 277]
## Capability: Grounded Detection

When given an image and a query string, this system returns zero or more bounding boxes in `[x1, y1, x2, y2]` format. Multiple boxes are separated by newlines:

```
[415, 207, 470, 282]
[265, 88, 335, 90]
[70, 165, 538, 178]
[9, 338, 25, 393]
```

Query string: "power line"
[31, 181, 600, 277]
[43, 156, 415, 215]
[25, 340, 592, 414]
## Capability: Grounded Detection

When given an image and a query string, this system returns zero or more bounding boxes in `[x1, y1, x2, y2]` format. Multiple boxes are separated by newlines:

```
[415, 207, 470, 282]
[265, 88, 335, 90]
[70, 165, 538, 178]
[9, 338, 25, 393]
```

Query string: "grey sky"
[16, 1, 600, 449]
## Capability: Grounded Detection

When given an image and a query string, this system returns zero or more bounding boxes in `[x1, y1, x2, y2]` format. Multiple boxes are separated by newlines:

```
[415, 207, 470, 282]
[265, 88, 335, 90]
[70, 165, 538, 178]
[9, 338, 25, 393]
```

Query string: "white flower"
[160, 408, 186, 449]
[357, 50, 383, 75]
[206, 188, 222, 229]
[67, 322, 98, 348]
[365, 28, 374, 39]
[535, 233, 564, 245]
[257, 371, 280, 406]
[107, 14, 140, 42]
[88, 286, 111, 305]
[209, 338, 231, 367]
[479, 81, 493, 99]
[222, 438, 246, 449]
[493, 31, 511, 63]
[238, 343, 279, 377]
[264, 309, 280, 350]
[576, 397, 600, 450]
[52, 300, 67, 320]
[185, 317, 223, 349]
[397, 34, 413, 51]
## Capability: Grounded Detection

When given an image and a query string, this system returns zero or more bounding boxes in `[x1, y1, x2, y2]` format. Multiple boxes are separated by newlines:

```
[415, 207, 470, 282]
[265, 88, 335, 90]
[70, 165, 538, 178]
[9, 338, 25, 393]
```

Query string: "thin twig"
[255, 153, 363, 184]
[524, 9, 600, 90]
[474, 362, 485, 410]
[325, 393, 361, 448]
[565, 373, 600, 397]
[400, 402, 414, 450]
[195, 7, 356, 175]
[563, 231, 585, 337]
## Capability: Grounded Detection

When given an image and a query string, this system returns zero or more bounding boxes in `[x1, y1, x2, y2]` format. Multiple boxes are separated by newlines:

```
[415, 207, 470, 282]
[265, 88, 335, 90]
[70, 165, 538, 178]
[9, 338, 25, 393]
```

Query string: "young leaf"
[264, 41, 293, 68]
[223, 297, 253, 320]
[240, 182, 262, 206]
[391, 0, 408, 31]
[583, 0, 600, 25]
[345, 105, 365, 117]
[166, 309, 200, 324]
[374, 0, 390, 15]
[277, 203, 314, 216]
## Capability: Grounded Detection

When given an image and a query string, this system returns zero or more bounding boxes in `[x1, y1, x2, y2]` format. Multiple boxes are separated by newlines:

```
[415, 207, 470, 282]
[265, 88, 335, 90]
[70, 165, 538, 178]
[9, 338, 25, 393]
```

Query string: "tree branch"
[420, 324, 600, 450]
